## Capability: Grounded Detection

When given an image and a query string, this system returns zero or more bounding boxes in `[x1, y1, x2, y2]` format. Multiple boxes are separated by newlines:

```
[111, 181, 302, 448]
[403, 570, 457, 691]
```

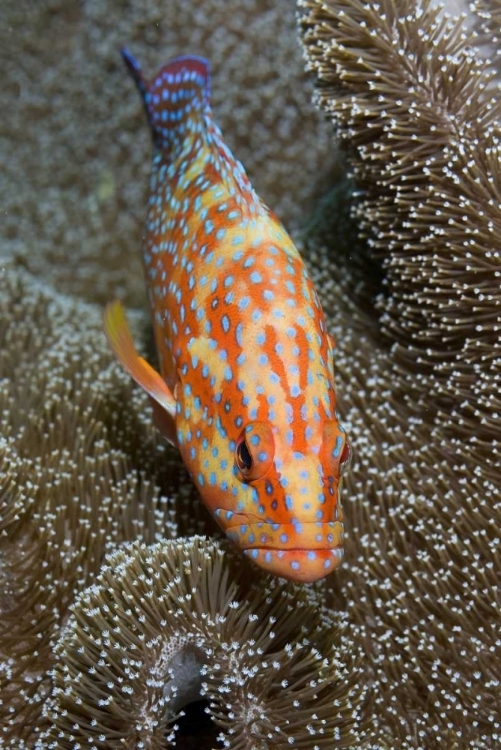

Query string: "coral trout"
[103, 49, 351, 582]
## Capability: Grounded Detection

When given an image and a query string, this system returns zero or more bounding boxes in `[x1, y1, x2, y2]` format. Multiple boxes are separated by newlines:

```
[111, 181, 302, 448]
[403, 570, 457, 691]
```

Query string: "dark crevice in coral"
[300, 161, 386, 323]
[175, 700, 219, 748]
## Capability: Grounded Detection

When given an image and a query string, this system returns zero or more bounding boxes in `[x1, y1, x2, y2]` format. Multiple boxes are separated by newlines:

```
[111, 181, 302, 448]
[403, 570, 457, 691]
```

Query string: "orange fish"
[103, 49, 351, 582]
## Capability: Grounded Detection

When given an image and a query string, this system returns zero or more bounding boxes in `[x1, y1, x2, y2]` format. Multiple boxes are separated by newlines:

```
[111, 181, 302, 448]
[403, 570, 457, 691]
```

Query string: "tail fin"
[121, 48, 210, 152]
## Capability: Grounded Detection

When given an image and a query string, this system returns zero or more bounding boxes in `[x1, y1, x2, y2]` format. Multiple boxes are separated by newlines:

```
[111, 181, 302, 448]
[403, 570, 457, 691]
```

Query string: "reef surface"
[1, 0, 500, 748]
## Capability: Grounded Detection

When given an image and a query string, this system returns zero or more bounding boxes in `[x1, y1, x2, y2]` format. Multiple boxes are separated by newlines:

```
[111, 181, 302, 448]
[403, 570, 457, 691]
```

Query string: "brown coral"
[39, 536, 370, 749]
[0, 268, 186, 745]
[299, 1, 501, 747]
[2, 0, 501, 747]
[471, 0, 501, 57]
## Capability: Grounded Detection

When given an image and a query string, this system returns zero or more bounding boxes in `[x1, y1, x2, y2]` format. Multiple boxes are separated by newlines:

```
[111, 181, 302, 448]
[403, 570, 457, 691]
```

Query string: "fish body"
[104, 50, 351, 583]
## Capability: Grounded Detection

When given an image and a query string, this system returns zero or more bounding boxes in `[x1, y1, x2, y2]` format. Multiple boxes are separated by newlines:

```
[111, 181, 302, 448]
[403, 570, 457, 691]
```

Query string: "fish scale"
[103, 49, 352, 583]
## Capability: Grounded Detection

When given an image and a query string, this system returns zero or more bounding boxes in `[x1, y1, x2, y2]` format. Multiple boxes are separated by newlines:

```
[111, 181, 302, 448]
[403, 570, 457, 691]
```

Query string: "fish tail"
[121, 48, 210, 151]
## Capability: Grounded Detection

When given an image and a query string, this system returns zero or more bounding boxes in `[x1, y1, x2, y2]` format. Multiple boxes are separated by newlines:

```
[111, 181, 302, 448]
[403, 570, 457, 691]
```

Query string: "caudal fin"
[121, 48, 210, 152]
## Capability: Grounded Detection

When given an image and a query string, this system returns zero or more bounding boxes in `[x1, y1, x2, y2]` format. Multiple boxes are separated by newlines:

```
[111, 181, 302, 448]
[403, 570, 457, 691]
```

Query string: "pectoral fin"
[103, 300, 177, 445]
[150, 396, 178, 447]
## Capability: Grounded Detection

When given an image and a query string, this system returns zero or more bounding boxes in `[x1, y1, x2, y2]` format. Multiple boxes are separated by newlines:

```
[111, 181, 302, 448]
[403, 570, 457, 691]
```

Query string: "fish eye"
[339, 439, 352, 476]
[234, 422, 275, 482]
[322, 421, 352, 479]
[235, 436, 253, 476]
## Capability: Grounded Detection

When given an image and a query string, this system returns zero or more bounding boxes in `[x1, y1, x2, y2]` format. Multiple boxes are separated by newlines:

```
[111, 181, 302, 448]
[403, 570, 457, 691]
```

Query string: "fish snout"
[243, 547, 344, 583]
[224, 520, 344, 582]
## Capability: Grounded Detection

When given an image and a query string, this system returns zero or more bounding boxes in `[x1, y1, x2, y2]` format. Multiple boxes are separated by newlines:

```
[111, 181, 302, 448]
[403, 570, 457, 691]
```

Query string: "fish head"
[184, 413, 351, 583]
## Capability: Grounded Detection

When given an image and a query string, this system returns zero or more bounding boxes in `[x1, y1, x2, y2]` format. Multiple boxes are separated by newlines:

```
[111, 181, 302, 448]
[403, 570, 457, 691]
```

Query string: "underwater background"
[1, 0, 500, 748]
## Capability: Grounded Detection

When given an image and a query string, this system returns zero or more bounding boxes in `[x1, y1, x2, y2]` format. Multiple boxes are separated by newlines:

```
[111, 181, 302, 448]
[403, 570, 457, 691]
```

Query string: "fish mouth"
[225, 519, 344, 549]
[221, 518, 344, 582]
[242, 546, 344, 583]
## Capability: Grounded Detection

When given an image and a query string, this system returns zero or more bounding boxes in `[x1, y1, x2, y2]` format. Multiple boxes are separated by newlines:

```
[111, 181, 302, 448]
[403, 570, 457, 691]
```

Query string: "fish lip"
[242, 544, 344, 555]
[243, 543, 343, 551]
[242, 545, 344, 582]
[232, 520, 344, 550]
[223, 518, 343, 531]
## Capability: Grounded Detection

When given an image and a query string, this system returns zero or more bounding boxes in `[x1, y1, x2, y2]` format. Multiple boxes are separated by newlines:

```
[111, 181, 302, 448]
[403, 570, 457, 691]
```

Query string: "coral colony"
[1, 0, 500, 748]
[300, 0, 501, 746]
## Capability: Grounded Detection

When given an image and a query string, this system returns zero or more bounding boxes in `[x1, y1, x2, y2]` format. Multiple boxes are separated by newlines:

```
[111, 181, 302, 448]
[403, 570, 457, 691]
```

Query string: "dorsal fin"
[121, 48, 210, 152]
